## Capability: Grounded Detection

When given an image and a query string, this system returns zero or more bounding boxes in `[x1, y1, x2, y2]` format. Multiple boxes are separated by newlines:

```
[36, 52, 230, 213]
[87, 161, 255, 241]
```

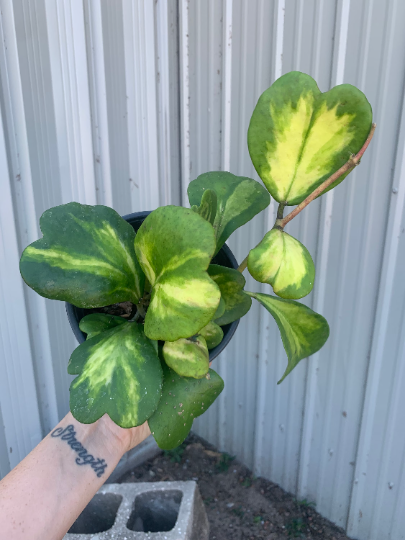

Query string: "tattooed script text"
[51, 425, 107, 477]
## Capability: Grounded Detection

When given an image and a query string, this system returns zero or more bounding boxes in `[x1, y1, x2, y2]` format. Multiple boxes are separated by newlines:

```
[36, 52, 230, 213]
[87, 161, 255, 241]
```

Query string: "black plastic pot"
[66, 210, 240, 362]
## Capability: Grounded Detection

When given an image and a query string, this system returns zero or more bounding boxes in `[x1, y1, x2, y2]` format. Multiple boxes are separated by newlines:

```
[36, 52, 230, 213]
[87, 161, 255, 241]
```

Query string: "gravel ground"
[119, 433, 351, 540]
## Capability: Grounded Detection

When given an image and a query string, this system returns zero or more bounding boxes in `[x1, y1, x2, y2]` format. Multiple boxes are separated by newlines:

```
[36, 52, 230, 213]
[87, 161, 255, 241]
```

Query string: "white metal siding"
[0, 2, 404, 538]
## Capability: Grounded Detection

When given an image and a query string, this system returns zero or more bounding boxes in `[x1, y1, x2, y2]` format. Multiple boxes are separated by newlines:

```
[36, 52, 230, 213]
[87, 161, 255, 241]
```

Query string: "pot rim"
[65, 210, 240, 362]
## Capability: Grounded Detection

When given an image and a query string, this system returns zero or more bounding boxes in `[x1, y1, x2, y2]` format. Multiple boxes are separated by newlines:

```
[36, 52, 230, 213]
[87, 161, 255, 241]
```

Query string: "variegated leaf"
[148, 362, 224, 450]
[247, 292, 329, 383]
[134, 206, 221, 341]
[68, 322, 162, 428]
[208, 265, 252, 326]
[20, 202, 144, 308]
[248, 71, 373, 205]
[188, 172, 270, 254]
[248, 229, 315, 299]
[191, 188, 217, 225]
[199, 321, 224, 350]
[163, 336, 209, 379]
[213, 297, 226, 320]
[79, 313, 127, 340]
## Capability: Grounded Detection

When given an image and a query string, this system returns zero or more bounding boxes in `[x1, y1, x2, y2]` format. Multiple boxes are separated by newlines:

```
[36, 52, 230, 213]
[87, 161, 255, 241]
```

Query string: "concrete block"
[64, 481, 209, 540]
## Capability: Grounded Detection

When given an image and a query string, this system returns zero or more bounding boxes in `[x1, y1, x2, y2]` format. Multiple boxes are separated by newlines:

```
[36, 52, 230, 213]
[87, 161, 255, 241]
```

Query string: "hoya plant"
[19, 72, 374, 450]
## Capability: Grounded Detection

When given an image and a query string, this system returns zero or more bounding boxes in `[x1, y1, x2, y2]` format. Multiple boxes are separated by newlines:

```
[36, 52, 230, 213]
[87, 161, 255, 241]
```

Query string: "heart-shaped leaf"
[20, 202, 145, 308]
[148, 363, 224, 450]
[134, 206, 221, 341]
[199, 321, 224, 349]
[79, 313, 127, 340]
[68, 322, 163, 427]
[188, 172, 270, 254]
[163, 336, 209, 379]
[214, 297, 226, 320]
[248, 71, 373, 205]
[247, 292, 329, 383]
[191, 189, 217, 225]
[248, 229, 315, 299]
[208, 265, 252, 326]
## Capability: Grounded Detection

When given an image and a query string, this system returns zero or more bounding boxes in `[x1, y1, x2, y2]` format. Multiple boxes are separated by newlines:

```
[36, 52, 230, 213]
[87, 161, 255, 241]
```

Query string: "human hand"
[100, 413, 151, 455]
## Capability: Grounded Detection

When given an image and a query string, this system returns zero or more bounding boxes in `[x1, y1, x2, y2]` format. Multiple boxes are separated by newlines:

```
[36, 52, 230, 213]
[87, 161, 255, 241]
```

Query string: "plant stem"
[279, 123, 376, 229]
[274, 201, 286, 230]
[238, 255, 248, 273]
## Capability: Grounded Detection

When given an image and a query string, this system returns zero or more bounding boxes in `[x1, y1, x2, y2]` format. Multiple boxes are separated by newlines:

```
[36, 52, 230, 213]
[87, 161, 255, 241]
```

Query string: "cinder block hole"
[68, 493, 122, 534]
[126, 490, 183, 533]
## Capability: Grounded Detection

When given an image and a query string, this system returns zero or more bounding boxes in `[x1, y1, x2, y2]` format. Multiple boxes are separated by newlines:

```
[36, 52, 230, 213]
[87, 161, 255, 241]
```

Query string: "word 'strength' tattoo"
[51, 425, 107, 477]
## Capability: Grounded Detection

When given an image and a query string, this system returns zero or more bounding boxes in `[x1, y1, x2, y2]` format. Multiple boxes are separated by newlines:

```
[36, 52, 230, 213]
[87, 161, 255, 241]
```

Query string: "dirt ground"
[120, 433, 351, 540]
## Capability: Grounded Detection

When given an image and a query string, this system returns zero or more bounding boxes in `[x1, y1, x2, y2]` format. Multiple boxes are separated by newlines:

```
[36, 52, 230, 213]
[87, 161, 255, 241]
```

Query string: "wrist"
[98, 414, 132, 455]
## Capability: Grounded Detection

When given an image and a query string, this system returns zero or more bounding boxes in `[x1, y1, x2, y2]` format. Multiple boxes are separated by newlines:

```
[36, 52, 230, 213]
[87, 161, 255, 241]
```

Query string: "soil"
[86, 301, 136, 318]
[119, 433, 351, 540]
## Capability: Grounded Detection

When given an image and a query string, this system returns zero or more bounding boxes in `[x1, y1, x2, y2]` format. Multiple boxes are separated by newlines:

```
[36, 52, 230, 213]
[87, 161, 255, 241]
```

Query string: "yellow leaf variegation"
[248, 71, 373, 205]
[68, 322, 163, 428]
[19, 202, 144, 308]
[134, 206, 221, 341]
[208, 265, 252, 326]
[163, 336, 209, 379]
[199, 321, 224, 349]
[248, 229, 315, 299]
[247, 292, 329, 383]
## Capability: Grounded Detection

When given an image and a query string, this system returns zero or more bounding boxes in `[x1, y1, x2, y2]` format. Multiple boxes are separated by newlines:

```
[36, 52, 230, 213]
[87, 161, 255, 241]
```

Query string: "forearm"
[0, 412, 149, 540]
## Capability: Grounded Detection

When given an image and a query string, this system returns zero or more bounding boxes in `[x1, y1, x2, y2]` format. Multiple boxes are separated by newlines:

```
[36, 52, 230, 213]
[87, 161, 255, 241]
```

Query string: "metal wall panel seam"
[0, 0, 58, 435]
[0, 405, 10, 477]
[15, 0, 74, 418]
[230, 0, 265, 467]
[83, 0, 113, 207]
[179, 0, 190, 206]
[252, 0, 284, 478]
[101, 0, 131, 215]
[44, 0, 96, 204]
[389, 313, 405, 538]
[122, 0, 160, 212]
[0, 103, 42, 468]
[332, 3, 395, 528]
[215, 0, 233, 452]
[155, 0, 177, 206]
[189, 0, 224, 447]
[122, 0, 144, 212]
[297, 0, 349, 501]
[323, 0, 401, 528]
[367, 309, 405, 539]
[143, 0, 160, 209]
[347, 19, 405, 540]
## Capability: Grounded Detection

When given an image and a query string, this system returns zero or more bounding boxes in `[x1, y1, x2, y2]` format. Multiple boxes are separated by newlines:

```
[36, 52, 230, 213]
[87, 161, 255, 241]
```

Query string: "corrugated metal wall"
[0, 1, 404, 538]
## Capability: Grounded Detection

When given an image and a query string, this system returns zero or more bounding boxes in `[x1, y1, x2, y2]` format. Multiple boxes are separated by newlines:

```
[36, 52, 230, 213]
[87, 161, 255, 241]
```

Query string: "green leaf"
[68, 322, 163, 428]
[79, 313, 127, 340]
[247, 292, 329, 383]
[148, 363, 224, 450]
[248, 71, 373, 205]
[163, 336, 209, 379]
[134, 206, 221, 341]
[208, 265, 252, 325]
[20, 202, 145, 308]
[248, 229, 315, 299]
[187, 172, 270, 254]
[199, 321, 224, 349]
[191, 189, 217, 225]
[214, 297, 226, 320]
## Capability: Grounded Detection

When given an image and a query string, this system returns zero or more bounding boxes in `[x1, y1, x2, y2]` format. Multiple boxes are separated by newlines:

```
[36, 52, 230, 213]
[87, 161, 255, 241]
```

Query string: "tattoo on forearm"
[51, 425, 108, 477]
